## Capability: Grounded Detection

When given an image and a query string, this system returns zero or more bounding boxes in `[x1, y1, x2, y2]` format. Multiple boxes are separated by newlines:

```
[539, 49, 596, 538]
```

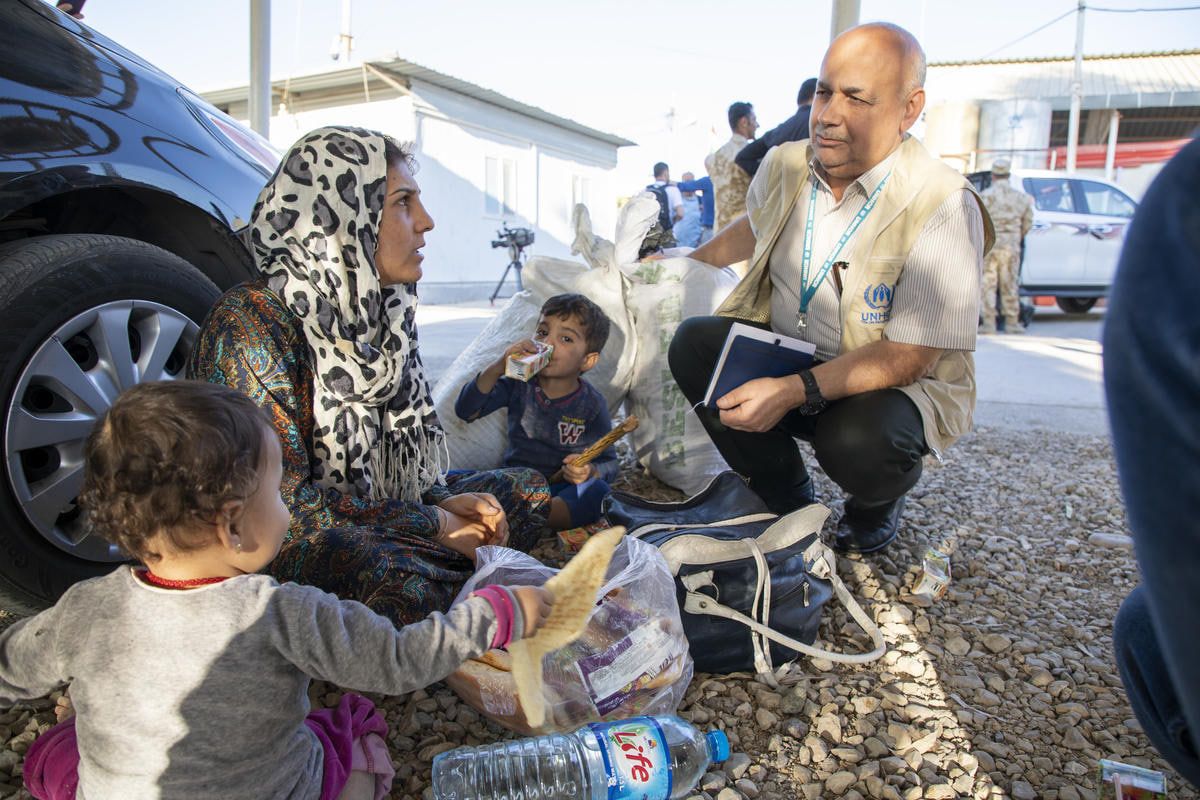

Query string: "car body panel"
[0, 0, 271, 232]
[968, 167, 1138, 298]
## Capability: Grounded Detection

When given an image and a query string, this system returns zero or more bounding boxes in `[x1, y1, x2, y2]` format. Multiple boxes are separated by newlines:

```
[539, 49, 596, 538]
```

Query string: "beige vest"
[716, 136, 995, 456]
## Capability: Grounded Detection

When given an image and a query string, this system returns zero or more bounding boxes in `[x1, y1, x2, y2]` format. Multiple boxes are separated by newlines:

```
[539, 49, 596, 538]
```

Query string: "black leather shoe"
[759, 475, 816, 516]
[834, 496, 905, 554]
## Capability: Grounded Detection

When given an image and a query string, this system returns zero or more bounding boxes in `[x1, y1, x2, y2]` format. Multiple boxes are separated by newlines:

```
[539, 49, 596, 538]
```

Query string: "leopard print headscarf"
[249, 126, 447, 503]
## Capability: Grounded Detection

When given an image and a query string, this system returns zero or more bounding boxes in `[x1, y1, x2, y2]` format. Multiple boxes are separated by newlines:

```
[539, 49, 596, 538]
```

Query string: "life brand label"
[592, 719, 676, 800]
[590, 717, 672, 800]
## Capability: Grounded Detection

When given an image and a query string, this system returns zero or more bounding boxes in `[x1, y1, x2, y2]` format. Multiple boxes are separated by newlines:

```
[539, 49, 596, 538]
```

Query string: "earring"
[231, 534, 243, 553]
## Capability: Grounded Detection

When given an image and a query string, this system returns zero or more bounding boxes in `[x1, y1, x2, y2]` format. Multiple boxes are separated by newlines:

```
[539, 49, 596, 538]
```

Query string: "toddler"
[455, 293, 618, 530]
[2, 381, 551, 800]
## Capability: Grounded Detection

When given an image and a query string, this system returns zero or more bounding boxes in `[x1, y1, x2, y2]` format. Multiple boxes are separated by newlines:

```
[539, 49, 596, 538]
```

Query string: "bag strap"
[680, 542, 886, 666]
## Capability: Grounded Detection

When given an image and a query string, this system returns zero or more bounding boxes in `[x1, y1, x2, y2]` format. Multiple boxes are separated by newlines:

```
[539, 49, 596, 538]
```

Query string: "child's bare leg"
[337, 771, 376, 800]
[547, 497, 572, 530]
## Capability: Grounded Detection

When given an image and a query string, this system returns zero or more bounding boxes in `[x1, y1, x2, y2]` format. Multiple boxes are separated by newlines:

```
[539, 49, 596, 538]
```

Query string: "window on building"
[1024, 178, 1076, 213]
[1078, 181, 1136, 218]
[571, 175, 591, 214]
[485, 157, 516, 216]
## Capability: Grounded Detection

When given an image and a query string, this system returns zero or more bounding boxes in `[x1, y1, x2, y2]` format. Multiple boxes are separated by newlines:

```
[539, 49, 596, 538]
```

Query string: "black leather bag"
[602, 472, 885, 676]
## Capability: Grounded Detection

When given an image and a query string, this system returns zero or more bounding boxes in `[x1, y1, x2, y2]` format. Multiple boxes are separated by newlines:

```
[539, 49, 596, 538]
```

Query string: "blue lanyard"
[798, 172, 891, 317]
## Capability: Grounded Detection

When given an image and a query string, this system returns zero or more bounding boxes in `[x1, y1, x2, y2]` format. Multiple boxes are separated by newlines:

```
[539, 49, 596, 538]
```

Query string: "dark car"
[0, 0, 276, 611]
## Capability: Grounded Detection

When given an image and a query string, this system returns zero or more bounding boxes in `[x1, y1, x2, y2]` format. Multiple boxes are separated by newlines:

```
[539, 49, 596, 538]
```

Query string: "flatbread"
[509, 526, 625, 728]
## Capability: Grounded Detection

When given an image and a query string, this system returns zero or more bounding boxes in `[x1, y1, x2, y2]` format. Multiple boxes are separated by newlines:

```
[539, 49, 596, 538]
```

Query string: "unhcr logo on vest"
[861, 283, 893, 323]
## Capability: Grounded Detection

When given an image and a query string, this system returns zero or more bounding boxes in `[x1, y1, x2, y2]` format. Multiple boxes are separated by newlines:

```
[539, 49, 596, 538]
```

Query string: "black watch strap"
[797, 369, 828, 416]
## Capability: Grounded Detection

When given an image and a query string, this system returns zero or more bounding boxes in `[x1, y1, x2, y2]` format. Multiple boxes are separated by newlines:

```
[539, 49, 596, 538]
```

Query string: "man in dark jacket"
[736, 78, 817, 178]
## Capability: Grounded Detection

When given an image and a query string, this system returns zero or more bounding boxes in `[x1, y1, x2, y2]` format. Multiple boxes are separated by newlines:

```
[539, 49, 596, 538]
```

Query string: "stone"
[925, 785, 956, 799]
[1062, 726, 1090, 750]
[701, 772, 727, 792]
[826, 771, 858, 794]
[735, 778, 759, 798]
[945, 637, 971, 656]
[725, 753, 752, 780]
[1011, 780, 1037, 800]
[853, 696, 881, 715]
[816, 714, 843, 743]
[982, 634, 1013, 653]
[755, 708, 779, 730]
[417, 741, 456, 761]
[1087, 532, 1133, 549]
[716, 789, 744, 800]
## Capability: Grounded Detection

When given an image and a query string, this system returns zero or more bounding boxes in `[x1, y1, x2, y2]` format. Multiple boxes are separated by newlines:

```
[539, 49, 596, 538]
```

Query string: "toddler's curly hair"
[79, 381, 274, 563]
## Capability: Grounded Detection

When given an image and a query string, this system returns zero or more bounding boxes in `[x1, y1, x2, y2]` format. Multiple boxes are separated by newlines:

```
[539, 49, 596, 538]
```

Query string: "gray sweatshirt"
[0, 567, 504, 799]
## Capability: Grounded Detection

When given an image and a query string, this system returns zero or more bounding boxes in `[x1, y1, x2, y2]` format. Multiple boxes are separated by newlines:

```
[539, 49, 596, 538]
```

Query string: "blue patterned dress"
[189, 282, 551, 625]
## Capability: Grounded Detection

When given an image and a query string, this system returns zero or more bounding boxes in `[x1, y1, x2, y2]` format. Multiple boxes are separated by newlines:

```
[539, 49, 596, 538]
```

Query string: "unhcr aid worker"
[669, 22, 994, 554]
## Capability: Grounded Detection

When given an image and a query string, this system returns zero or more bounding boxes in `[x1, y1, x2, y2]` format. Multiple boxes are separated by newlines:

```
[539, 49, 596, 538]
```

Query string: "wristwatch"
[797, 369, 828, 416]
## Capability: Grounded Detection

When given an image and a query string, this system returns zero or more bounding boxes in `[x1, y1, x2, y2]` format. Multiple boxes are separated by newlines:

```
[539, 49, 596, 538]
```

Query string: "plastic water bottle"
[431, 714, 730, 800]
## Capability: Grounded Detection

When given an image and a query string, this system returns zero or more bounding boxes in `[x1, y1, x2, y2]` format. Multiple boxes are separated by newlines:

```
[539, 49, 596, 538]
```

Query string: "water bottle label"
[589, 717, 672, 800]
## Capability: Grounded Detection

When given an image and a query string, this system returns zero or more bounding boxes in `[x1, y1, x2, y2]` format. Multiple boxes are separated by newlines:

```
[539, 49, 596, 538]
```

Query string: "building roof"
[926, 50, 1200, 110]
[202, 57, 635, 148]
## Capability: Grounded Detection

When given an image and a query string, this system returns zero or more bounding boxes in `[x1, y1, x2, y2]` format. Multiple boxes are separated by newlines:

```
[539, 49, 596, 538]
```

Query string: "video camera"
[491, 223, 535, 250]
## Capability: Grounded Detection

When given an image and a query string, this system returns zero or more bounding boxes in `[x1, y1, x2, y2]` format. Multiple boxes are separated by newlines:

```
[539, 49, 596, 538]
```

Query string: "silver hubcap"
[5, 301, 198, 562]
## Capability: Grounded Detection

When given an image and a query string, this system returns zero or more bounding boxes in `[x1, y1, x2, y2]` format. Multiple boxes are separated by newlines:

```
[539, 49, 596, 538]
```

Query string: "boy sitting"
[456, 294, 618, 530]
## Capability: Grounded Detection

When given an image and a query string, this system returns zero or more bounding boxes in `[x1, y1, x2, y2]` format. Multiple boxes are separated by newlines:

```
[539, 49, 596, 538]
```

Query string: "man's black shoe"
[833, 495, 905, 554]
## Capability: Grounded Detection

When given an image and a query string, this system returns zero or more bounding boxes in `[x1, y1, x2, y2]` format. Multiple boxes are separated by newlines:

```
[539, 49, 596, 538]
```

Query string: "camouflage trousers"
[981, 246, 1021, 329]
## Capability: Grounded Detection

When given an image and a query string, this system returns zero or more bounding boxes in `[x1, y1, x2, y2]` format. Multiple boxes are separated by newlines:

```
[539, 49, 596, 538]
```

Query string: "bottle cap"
[705, 730, 730, 762]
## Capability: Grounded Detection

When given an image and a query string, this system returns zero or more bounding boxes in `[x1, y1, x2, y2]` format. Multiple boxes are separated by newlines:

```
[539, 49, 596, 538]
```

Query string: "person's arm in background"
[735, 133, 773, 178]
[666, 185, 685, 222]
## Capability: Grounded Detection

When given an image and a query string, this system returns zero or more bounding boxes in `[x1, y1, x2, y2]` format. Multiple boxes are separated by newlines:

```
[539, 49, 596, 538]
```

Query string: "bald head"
[832, 22, 926, 99]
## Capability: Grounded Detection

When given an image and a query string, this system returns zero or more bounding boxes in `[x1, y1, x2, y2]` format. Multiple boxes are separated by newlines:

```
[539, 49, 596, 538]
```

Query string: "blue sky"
[76, 0, 1199, 186]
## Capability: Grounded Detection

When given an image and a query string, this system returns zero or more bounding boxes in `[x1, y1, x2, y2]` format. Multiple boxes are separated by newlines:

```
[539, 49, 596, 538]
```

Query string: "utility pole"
[1066, 0, 1086, 172]
[830, 0, 860, 41]
[249, 0, 271, 137]
[333, 0, 354, 62]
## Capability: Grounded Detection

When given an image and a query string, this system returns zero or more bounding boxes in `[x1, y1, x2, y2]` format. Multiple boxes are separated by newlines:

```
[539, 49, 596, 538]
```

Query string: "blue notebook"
[703, 322, 817, 408]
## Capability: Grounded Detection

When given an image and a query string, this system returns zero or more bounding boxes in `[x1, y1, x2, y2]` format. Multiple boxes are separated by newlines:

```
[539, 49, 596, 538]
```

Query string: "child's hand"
[560, 454, 596, 485]
[494, 339, 541, 371]
[508, 585, 554, 638]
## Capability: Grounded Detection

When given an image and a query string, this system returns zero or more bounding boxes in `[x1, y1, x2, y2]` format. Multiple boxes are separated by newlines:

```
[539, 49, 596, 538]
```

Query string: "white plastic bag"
[430, 292, 542, 470]
[445, 537, 693, 735]
[623, 257, 740, 495]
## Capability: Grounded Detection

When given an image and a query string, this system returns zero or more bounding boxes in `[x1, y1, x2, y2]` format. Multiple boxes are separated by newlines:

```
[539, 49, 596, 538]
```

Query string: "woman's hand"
[560, 454, 596, 485]
[434, 493, 509, 559]
[506, 585, 555, 638]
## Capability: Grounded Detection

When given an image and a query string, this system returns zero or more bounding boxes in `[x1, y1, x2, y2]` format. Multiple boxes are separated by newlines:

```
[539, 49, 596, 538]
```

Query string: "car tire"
[1056, 297, 1098, 315]
[0, 234, 221, 613]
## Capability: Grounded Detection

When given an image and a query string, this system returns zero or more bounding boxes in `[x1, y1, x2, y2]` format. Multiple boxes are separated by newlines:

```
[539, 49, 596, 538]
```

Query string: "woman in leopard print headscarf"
[189, 126, 551, 625]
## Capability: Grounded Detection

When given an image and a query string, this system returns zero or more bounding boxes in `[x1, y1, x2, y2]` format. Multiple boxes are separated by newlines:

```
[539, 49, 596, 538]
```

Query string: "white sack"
[624, 257, 740, 495]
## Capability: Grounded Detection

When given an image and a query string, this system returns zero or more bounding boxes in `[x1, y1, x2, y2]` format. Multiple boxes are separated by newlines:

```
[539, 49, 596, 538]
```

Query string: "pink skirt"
[25, 693, 394, 800]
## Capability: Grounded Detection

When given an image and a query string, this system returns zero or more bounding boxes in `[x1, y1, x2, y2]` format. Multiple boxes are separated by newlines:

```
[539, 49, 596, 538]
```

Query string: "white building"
[922, 50, 1200, 197]
[204, 58, 634, 302]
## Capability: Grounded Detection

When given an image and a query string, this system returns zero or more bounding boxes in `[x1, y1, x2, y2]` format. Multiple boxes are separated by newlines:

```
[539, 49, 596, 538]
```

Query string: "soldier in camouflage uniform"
[979, 158, 1034, 334]
[705, 101, 758, 232]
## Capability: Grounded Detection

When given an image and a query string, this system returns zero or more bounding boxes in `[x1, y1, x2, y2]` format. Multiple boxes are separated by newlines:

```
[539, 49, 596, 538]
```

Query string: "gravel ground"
[0, 426, 1192, 799]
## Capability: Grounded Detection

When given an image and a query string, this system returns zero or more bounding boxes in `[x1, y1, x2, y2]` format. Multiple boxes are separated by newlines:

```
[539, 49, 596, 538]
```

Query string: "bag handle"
[681, 544, 886, 666]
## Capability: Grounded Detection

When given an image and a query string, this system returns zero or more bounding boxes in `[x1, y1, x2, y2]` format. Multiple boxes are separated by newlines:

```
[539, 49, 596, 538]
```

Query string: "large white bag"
[623, 257, 740, 495]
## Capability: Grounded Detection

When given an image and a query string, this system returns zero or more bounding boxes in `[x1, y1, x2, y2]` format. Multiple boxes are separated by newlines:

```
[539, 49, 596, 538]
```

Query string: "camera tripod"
[488, 223, 534, 305]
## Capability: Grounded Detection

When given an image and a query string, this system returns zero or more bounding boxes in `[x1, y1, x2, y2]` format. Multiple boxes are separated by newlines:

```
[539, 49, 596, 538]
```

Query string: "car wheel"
[1056, 297, 1098, 314]
[0, 234, 221, 613]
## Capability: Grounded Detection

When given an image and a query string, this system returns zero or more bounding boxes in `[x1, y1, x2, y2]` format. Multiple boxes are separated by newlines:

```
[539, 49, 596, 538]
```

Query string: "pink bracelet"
[470, 586, 515, 649]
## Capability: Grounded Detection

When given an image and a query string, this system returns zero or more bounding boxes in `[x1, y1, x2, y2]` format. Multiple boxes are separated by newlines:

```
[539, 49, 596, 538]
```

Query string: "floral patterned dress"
[189, 281, 551, 625]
